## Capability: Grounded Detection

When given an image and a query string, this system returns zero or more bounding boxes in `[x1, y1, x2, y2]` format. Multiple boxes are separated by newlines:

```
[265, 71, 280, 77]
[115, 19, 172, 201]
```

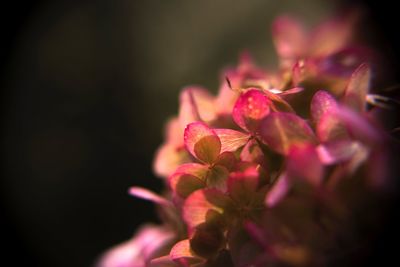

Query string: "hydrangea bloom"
[99, 12, 396, 267]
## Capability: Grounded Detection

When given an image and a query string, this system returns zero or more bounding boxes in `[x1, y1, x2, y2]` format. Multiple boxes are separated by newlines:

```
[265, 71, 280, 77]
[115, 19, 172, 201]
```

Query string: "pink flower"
[102, 10, 395, 267]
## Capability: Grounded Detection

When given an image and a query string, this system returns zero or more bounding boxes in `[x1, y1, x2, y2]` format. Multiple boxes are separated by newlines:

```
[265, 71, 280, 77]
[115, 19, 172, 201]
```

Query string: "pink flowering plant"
[99, 12, 395, 267]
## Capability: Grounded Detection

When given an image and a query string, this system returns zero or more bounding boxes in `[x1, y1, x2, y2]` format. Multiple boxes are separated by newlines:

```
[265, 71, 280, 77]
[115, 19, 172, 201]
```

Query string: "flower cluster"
[99, 12, 392, 267]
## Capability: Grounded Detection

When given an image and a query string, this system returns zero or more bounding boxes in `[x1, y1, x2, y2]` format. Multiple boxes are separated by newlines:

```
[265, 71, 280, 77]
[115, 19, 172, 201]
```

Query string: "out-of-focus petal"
[260, 112, 316, 155]
[179, 86, 217, 127]
[343, 63, 371, 112]
[183, 189, 233, 231]
[214, 128, 250, 153]
[309, 12, 358, 57]
[153, 144, 190, 178]
[149, 255, 176, 267]
[232, 89, 272, 133]
[164, 118, 183, 146]
[98, 225, 174, 267]
[317, 111, 348, 142]
[334, 105, 382, 145]
[316, 140, 362, 165]
[265, 172, 290, 207]
[310, 90, 338, 125]
[179, 88, 201, 129]
[184, 122, 221, 164]
[286, 143, 324, 186]
[316, 46, 373, 78]
[272, 15, 308, 60]
[277, 87, 304, 96]
[129, 187, 173, 207]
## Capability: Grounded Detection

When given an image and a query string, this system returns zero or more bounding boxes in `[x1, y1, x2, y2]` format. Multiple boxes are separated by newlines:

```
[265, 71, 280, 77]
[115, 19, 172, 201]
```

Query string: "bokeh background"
[2, 0, 399, 266]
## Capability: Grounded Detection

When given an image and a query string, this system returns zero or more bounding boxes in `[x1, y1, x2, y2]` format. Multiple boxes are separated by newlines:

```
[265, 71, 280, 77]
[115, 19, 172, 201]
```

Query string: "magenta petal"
[183, 189, 233, 230]
[287, 144, 324, 186]
[316, 140, 362, 165]
[343, 63, 371, 111]
[310, 90, 338, 125]
[265, 172, 290, 207]
[232, 89, 272, 133]
[184, 122, 221, 164]
[317, 46, 373, 78]
[214, 128, 250, 153]
[334, 105, 382, 145]
[272, 15, 307, 59]
[129, 187, 172, 207]
[260, 112, 316, 155]
[317, 111, 348, 142]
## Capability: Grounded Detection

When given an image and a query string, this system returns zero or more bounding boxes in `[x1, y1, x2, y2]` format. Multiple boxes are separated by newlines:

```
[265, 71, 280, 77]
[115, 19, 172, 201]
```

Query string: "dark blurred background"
[1, 1, 399, 266]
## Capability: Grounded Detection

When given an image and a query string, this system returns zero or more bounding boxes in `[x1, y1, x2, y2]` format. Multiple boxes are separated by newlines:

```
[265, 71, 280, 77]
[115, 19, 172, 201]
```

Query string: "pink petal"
[184, 122, 221, 164]
[160, 117, 183, 147]
[239, 139, 267, 169]
[310, 90, 338, 125]
[316, 46, 373, 78]
[178, 86, 217, 127]
[170, 239, 204, 265]
[286, 143, 324, 186]
[179, 88, 201, 129]
[227, 165, 259, 202]
[214, 128, 250, 153]
[98, 224, 174, 267]
[215, 79, 240, 115]
[334, 105, 382, 145]
[272, 15, 308, 60]
[265, 172, 290, 207]
[153, 144, 190, 178]
[310, 12, 359, 57]
[316, 140, 362, 165]
[317, 111, 348, 142]
[343, 63, 371, 112]
[129, 187, 172, 207]
[183, 189, 233, 231]
[259, 112, 316, 155]
[232, 89, 272, 133]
